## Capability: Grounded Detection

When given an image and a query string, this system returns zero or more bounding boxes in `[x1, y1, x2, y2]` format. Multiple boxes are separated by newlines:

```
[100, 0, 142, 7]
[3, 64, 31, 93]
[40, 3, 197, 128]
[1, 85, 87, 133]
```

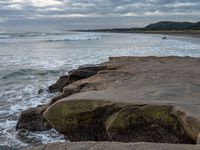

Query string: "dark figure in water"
[162, 36, 167, 39]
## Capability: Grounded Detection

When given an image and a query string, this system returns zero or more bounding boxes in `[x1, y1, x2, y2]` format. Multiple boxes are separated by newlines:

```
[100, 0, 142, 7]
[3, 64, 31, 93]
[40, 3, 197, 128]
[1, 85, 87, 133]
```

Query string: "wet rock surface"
[0, 146, 18, 150]
[16, 105, 51, 131]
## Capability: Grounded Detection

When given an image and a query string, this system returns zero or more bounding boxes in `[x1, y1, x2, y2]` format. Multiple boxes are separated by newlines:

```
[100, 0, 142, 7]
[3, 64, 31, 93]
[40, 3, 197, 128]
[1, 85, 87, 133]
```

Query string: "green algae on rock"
[44, 100, 124, 141]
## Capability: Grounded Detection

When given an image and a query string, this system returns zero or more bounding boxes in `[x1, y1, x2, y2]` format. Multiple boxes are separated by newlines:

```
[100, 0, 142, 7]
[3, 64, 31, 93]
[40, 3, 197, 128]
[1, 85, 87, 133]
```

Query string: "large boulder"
[43, 99, 195, 144]
[43, 100, 123, 141]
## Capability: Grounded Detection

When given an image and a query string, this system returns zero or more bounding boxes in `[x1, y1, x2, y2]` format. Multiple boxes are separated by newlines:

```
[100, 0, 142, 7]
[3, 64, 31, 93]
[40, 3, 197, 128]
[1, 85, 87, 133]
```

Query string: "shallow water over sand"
[0, 32, 199, 148]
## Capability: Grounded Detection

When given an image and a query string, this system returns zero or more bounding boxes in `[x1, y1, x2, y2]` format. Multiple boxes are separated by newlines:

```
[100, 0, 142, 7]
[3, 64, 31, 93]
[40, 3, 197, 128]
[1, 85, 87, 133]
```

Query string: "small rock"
[16, 129, 29, 138]
[49, 75, 69, 93]
[16, 105, 51, 131]
[38, 88, 49, 94]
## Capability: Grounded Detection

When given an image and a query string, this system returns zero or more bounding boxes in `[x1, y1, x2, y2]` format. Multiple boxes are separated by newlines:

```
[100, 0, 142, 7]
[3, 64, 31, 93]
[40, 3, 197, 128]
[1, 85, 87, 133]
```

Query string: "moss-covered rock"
[43, 100, 123, 141]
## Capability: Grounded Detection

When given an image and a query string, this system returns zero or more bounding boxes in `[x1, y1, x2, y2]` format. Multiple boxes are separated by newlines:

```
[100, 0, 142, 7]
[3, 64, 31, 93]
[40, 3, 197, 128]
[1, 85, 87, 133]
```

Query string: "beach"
[135, 30, 200, 38]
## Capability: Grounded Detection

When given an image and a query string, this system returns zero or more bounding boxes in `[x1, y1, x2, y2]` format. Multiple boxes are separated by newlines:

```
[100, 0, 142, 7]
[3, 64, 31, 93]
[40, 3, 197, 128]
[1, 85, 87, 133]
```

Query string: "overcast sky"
[0, 0, 200, 31]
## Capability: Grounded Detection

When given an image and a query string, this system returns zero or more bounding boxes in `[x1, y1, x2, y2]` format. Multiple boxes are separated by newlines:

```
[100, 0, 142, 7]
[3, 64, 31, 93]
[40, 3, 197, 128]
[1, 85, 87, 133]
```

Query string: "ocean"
[0, 31, 200, 148]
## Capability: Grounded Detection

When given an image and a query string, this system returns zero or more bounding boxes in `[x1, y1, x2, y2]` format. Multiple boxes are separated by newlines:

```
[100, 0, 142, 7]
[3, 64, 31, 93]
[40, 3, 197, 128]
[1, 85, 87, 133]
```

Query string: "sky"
[0, 0, 200, 31]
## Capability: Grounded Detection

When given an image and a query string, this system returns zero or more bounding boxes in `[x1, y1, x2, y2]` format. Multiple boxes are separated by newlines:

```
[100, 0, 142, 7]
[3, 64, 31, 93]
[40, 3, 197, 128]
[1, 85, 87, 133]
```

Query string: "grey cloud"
[0, 0, 200, 18]
[0, 0, 199, 31]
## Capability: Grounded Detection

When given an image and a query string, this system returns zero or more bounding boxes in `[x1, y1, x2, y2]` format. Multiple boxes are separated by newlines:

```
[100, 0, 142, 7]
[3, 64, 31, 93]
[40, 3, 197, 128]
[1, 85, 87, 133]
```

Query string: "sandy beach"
[135, 30, 200, 38]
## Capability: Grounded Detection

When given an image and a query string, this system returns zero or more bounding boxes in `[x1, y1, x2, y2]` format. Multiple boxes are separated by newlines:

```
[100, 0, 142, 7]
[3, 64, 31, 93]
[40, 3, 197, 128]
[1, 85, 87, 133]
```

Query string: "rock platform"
[17, 56, 200, 149]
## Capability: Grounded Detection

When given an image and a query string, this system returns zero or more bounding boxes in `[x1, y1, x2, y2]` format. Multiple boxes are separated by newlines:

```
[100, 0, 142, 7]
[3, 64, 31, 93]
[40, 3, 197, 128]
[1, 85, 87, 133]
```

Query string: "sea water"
[0, 31, 200, 148]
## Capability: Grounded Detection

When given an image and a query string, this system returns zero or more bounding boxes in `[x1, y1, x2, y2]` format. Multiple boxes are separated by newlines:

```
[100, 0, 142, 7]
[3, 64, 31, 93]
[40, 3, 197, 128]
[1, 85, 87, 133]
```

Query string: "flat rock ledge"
[26, 142, 200, 150]
[17, 56, 200, 149]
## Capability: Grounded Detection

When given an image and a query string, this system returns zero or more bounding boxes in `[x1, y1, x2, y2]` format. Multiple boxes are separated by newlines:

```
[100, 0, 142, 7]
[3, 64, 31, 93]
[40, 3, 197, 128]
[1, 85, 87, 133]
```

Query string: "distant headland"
[76, 21, 200, 38]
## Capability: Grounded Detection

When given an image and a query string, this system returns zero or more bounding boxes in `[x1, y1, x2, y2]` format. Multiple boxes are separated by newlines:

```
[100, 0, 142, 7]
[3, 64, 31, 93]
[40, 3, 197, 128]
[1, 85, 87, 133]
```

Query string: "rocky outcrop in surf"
[17, 56, 200, 148]
[17, 64, 108, 132]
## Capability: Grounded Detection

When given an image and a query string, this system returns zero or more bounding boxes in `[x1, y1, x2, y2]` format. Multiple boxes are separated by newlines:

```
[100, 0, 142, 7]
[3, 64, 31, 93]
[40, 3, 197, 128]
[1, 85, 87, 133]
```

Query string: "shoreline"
[133, 30, 200, 38]
[74, 30, 200, 45]
[75, 30, 200, 38]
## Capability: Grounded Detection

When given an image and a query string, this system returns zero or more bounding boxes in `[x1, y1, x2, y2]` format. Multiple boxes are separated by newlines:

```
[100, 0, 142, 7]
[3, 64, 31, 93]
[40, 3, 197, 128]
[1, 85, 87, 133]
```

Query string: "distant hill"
[144, 21, 200, 30]
[76, 21, 200, 33]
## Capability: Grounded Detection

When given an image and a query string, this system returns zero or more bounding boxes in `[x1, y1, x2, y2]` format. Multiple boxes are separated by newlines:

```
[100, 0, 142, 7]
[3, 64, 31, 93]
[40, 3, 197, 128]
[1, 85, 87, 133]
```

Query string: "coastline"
[75, 30, 200, 44]
[15, 56, 200, 150]
[75, 29, 200, 38]
[2, 31, 200, 148]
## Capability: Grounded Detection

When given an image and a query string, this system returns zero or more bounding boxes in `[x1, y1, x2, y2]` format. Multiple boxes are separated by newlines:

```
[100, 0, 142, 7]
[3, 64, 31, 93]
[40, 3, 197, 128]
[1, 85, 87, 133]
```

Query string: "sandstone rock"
[49, 65, 107, 93]
[43, 56, 200, 144]
[44, 100, 123, 141]
[44, 99, 195, 144]
[18, 56, 200, 147]
[18, 64, 108, 132]
[105, 105, 193, 143]
[49, 75, 69, 93]
[68, 64, 107, 83]
[25, 142, 200, 150]
[197, 133, 200, 144]
[16, 105, 51, 131]
[172, 106, 200, 143]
